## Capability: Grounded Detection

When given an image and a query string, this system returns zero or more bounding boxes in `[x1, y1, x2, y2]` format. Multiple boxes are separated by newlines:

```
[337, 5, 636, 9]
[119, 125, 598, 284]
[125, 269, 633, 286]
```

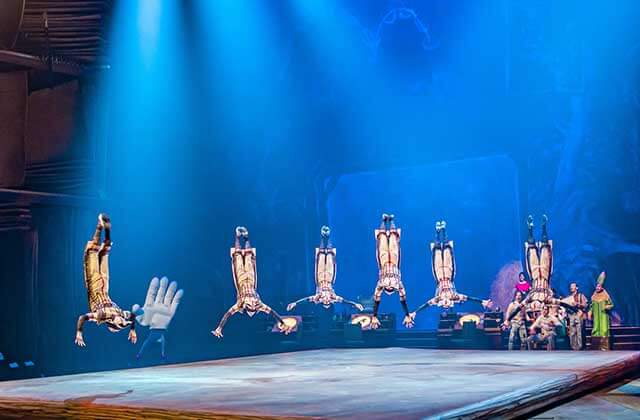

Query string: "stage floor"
[534, 377, 640, 419]
[0, 348, 638, 419]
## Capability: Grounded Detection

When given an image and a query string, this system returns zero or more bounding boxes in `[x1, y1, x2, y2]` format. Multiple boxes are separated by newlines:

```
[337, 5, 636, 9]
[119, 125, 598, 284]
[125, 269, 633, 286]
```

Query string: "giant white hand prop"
[132, 277, 183, 330]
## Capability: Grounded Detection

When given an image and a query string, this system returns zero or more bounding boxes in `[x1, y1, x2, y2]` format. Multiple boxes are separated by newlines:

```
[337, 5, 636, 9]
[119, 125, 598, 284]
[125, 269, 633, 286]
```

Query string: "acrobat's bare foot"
[212, 327, 223, 338]
[98, 213, 111, 230]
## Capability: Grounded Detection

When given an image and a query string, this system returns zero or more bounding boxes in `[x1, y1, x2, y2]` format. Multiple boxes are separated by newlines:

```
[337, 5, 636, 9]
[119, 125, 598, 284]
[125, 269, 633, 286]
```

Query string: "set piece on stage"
[287, 226, 363, 311]
[75, 214, 137, 347]
[212, 227, 293, 338]
[411, 221, 492, 319]
[371, 213, 414, 329]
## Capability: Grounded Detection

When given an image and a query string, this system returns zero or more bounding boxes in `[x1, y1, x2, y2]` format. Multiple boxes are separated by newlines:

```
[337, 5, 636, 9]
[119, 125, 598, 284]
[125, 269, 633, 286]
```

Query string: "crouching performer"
[411, 221, 491, 318]
[526, 305, 562, 350]
[371, 213, 414, 329]
[212, 227, 293, 338]
[287, 226, 363, 311]
[75, 213, 137, 347]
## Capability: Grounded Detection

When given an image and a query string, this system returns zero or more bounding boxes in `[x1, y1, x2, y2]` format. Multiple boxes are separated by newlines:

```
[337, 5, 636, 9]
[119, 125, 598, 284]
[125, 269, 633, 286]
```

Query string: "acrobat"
[411, 220, 491, 318]
[287, 226, 363, 311]
[75, 214, 137, 347]
[370, 213, 414, 329]
[212, 227, 293, 338]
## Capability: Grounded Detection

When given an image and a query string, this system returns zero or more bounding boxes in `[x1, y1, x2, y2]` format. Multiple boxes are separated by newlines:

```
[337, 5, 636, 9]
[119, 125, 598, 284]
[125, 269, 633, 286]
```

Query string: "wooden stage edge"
[432, 351, 640, 419]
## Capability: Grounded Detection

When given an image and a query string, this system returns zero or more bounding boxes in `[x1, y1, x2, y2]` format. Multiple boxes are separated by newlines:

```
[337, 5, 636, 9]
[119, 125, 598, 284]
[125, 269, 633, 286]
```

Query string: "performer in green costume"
[588, 271, 613, 350]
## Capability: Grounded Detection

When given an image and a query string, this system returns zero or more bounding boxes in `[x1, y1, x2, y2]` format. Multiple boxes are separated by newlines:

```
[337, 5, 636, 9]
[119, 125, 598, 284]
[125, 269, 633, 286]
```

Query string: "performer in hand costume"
[523, 215, 554, 312]
[371, 213, 414, 330]
[212, 227, 292, 338]
[75, 213, 137, 347]
[588, 271, 613, 351]
[503, 291, 529, 350]
[287, 226, 363, 312]
[411, 221, 491, 318]
[132, 276, 184, 360]
[526, 305, 562, 350]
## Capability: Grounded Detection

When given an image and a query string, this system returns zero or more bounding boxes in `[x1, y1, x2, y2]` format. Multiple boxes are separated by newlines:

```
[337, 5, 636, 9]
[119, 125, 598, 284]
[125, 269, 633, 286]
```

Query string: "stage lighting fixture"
[271, 316, 301, 333]
[351, 314, 373, 330]
[457, 314, 481, 327]
[8, 362, 18, 369]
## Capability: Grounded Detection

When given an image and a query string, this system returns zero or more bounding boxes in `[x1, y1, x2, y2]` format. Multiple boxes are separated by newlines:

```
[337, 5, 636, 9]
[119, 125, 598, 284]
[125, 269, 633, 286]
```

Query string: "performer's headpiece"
[596, 271, 606, 286]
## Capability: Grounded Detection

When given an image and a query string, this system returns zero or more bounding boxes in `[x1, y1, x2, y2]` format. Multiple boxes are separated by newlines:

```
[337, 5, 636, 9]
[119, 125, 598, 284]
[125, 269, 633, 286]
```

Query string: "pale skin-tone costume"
[75, 214, 136, 347]
[287, 226, 363, 312]
[526, 307, 562, 350]
[212, 227, 292, 338]
[522, 215, 554, 313]
[503, 292, 529, 350]
[411, 221, 491, 318]
[371, 214, 414, 329]
[588, 272, 613, 351]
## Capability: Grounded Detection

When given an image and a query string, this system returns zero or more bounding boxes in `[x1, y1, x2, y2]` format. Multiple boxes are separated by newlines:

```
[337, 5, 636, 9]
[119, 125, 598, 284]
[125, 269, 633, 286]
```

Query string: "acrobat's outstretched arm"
[75, 312, 97, 347]
[212, 303, 240, 338]
[259, 303, 293, 335]
[335, 295, 364, 311]
[128, 312, 137, 344]
[370, 285, 384, 329]
[464, 295, 492, 309]
[398, 282, 415, 328]
[411, 297, 437, 316]
[287, 296, 314, 311]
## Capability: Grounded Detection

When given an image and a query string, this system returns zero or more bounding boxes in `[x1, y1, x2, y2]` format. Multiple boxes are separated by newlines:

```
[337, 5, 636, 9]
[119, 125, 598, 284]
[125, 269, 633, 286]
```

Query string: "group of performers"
[74, 213, 614, 353]
[502, 216, 614, 351]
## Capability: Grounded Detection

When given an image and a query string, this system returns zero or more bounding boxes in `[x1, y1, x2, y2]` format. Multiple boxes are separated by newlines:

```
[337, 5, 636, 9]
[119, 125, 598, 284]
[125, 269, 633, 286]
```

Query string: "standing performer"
[287, 226, 363, 311]
[75, 213, 137, 347]
[588, 271, 613, 351]
[132, 276, 184, 360]
[515, 272, 531, 294]
[503, 291, 529, 350]
[212, 227, 293, 338]
[558, 282, 588, 351]
[370, 213, 414, 329]
[526, 305, 562, 350]
[411, 221, 491, 317]
[523, 215, 554, 312]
